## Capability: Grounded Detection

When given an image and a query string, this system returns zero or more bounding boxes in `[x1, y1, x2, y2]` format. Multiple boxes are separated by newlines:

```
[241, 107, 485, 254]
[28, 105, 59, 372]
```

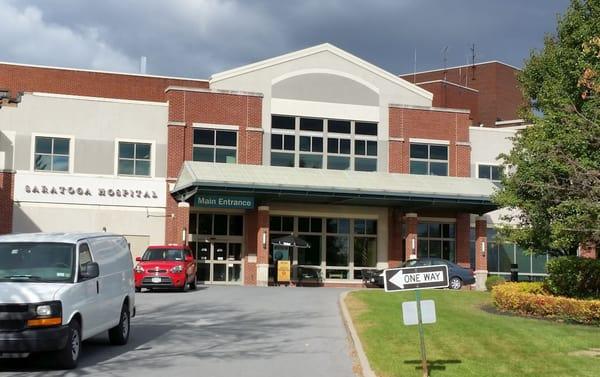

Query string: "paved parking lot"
[0, 286, 356, 377]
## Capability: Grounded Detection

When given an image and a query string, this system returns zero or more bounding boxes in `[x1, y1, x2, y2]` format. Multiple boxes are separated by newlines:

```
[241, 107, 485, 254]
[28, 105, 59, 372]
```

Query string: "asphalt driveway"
[0, 286, 356, 377]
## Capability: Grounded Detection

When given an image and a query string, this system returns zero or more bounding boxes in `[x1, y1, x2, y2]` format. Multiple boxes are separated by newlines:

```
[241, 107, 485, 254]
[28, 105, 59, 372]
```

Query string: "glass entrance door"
[194, 241, 243, 284]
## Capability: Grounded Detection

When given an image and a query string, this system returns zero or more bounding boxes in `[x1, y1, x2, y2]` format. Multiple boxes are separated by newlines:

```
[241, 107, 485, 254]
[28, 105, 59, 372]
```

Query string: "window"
[327, 137, 351, 170]
[193, 129, 237, 163]
[188, 213, 244, 236]
[78, 243, 93, 279]
[354, 140, 377, 171]
[118, 142, 151, 176]
[410, 143, 448, 176]
[34, 136, 70, 172]
[478, 164, 503, 182]
[271, 134, 295, 167]
[417, 223, 456, 261]
[299, 135, 323, 169]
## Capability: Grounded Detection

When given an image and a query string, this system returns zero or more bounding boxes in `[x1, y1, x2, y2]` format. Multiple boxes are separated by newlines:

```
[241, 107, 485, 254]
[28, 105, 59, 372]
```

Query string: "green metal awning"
[172, 161, 499, 214]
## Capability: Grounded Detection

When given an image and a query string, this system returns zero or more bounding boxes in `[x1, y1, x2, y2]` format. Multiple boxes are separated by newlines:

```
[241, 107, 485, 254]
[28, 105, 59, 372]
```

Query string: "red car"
[134, 245, 197, 292]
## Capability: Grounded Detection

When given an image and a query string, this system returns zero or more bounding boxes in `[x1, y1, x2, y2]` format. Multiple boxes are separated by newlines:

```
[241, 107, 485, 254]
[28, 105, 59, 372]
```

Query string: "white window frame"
[476, 163, 503, 182]
[409, 142, 449, 176]
[30, 133, 75, 174]
[192, 128, 238, 164]
[114, 138, 156, 178]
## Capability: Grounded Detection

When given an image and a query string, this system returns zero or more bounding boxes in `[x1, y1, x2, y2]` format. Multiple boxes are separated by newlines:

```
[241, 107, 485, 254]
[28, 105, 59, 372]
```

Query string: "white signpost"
[383, 264, 449, 377]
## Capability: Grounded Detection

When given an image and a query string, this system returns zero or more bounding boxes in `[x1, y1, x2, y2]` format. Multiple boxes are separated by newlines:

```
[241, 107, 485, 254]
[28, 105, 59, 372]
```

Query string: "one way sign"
[384, 265, 449, 292]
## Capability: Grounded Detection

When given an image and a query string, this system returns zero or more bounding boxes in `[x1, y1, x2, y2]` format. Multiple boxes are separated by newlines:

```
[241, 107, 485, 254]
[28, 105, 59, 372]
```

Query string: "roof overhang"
[172, 162, 499, 214]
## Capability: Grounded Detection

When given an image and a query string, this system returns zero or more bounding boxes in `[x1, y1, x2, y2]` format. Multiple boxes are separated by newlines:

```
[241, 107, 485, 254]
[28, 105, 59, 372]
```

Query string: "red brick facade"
[388, 106, 471, 177]
[400, 62, 524, 127]
[0, 172, 14, 235]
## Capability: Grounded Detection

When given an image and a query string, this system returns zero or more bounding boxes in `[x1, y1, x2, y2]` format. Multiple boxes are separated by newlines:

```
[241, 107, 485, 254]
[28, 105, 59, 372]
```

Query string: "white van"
[0, 232, 135, 369]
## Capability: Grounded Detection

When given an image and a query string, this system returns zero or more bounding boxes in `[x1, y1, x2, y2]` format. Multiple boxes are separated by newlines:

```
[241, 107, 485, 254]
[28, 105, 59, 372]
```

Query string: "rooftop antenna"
[140, 56, 147, 74]
[470, 44, 477, 81]
[442, 46, 449, 81]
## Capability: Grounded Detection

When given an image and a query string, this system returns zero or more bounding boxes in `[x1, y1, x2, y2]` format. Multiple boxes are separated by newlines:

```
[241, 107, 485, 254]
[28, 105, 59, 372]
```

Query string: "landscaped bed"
[346, 289, 600, 377]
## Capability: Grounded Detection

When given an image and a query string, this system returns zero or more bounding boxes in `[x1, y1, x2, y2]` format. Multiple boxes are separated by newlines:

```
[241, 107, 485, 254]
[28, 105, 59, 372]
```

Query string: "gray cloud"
[1, 0, 569, 79]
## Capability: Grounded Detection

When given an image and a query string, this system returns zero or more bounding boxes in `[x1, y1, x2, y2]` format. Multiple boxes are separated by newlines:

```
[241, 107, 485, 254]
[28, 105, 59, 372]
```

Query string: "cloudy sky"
[1, 0, 570, 79]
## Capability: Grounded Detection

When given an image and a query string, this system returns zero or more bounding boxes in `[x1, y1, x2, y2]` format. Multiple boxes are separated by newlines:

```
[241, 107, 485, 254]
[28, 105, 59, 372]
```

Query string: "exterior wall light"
[481, 240, 486, 257]
[182, 227, 187, 243]
[262, 230, 267, 249]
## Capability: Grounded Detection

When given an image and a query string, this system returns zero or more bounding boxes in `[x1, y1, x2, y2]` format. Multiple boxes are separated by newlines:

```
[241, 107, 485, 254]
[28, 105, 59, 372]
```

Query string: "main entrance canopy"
[172, 161, 498, 213]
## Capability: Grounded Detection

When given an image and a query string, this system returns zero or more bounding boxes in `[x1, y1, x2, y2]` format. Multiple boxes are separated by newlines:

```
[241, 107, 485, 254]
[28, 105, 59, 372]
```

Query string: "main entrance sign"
[384, 265, 449, 292]
[195, 195, 254, 209]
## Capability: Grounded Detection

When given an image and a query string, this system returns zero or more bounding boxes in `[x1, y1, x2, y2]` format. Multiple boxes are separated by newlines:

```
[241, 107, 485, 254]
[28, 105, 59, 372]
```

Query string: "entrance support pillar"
[256, 206, 270, 287]
[388, 208, 403, 267]
[404, 213, 418, 261]
[475, 216, 488, 291]
[174, 202, 190, 246]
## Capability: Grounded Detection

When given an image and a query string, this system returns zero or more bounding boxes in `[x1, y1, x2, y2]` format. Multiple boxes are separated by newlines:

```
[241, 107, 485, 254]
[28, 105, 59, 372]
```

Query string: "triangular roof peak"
[210, 43, 433, 100]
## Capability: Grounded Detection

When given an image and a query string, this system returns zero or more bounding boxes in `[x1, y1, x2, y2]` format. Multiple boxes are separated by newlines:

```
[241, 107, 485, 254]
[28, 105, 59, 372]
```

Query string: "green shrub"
[545, 256, 600, 299]
[492, 282, 600, 325]
[485, 275, 507, 291]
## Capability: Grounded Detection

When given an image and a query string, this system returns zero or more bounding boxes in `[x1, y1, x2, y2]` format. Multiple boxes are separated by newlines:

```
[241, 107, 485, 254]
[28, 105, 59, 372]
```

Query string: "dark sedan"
[402, 257, 475, 289]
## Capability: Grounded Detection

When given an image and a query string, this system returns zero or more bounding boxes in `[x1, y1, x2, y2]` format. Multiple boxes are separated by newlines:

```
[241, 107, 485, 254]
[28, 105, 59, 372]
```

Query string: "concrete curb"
[339, 290, 377, 377]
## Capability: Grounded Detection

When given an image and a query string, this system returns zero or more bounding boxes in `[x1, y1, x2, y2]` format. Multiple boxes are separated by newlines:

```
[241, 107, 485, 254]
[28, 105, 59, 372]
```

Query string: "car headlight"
[170, 265, 183, 273]
[134, 264, 144, 273]
[28, 301, 62, 328]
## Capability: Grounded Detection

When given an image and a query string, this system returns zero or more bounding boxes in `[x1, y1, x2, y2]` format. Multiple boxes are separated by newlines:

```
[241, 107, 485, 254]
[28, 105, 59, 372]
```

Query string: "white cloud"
[0, 3, 138, 72]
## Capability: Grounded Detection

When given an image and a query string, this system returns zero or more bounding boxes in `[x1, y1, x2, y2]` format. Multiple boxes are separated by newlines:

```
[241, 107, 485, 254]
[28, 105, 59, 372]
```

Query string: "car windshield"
[0, 242, 75, 283]
[142, 249, 184, 261]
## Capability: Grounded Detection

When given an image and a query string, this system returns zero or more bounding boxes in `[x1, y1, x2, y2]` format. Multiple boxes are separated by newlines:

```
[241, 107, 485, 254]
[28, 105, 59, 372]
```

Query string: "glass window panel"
[216, 131, 236, 147]
[272, 115, 295, 130]
[136, 143, 151, 159]
[229, 215, 243, 236]
[215, 148, 236, 163]
[299, 154, 322, 169]
[365, 220, 377, 235]
[198, 214, 212, 235]
[328, 120, 350, 133]
[442, 224, 455, 238]
[270, 216, 282, 232]
[193, 147, 214, 162]
[410, 160, 428, 175]
[271, 134, 283, 150]
[354, 219, 366, 235]
[197, 242, 210, 261]
[34, 154, 52, 171]
[327, 138, 338, 153]
[312, 137, 323, 152]
[298, 217, 310, 233]
[214, 215, 228, 236]
[478, 165, 491, 179]
[35, 137, 52, 154]
[340, 139, 351, 154]
[487, 243, 499, 272]
[338, 219, 350, 234]
[284, 135, 295, 150]
[213, 264, 226, 281]
[491, 166, 503, 181]
[189, 213, 198, 234]
[443, 240, 456, 262]
[299, 235, 321, 265]
[196, 263, 210, 280]
[355, 140, 365, 155]
[354, 237, 377, 267]
[410, 144, 428, 159]
[355, 158, 376, 172]
[227, 243, 242, 261]
[327, 156, 350, 170]
[367, 141, 377, 156]
[271, 152, 295, 167]
[310, 218, 322, 232]
[429, 223, 442, 237]
[119, 142, 135, 158]
[532, 254, 548, 274]
[429, 240, 442, 258]
[326, 236, 349, 266]
[134, 160, 150, 176]
[418, 239, 429, 257]
[227, 264, 241, 282]
[300, 136, 311, 151]
[417, 223, 429, 237]
[118, 159, 134, 175]
[282, 216, 294, 232]
[516, 245, 531, 274]
[430, 145, 448, 160]
[326, 269, 348, 279]
[430, 162, 448, 176]
[326, 219, 338, 233]
[300, 118, 323, 131]
[53, 138, 70, 155]
[52, 156, 69, 172]
[194, 129, 214, 145]
[355, 122, 377, 135]
[499, 243, 514, 272]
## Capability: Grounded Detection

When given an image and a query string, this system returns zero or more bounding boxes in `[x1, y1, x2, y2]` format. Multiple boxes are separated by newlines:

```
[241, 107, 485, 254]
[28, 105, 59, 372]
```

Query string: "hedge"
[545, 256, 600, 299]
[492, 282, 600, 325]
[485, 275, 506, 291]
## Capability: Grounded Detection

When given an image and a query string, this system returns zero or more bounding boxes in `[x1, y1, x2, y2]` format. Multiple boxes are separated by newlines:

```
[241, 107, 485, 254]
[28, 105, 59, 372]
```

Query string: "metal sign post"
[415, 289, 428, 377]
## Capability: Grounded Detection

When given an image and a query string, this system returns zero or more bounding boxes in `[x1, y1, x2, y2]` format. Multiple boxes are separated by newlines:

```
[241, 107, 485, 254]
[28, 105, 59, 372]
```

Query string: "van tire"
[53, 319, 81, 369]
[108, 304, 130, 345]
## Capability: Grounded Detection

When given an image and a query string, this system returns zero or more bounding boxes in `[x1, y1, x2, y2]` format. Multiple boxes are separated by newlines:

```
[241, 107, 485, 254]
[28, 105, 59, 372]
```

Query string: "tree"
[493, 0, 600, 256]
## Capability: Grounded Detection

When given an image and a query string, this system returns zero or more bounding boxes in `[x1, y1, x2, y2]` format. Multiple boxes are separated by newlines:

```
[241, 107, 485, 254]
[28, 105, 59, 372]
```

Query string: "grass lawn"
[346, 289, 600, 377]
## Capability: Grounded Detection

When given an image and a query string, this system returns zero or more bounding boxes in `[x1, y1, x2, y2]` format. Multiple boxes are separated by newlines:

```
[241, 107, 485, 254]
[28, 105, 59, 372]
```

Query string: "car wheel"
[179, 277, 188, 292]
[53, 319, 81, 369]
[190, 277, 197, 290]
[108, 303, 130, 345]
[449, 277, 463, 290]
